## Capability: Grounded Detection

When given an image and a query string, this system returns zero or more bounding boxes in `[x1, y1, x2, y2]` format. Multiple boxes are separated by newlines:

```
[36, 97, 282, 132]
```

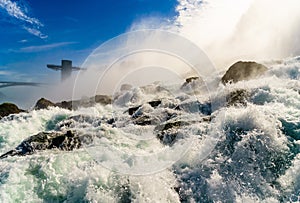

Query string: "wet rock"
[107, 118, 115, 125]
[181, 77, 204, 93]
[155, 121, 189, 145]
[0, 130, 81, 159]
[186, 77, 200, 84]
[155, 121, 190, 132]
[55, 95, 112, 110]
[132, 115, 161, 126]
[226, 89, 250, 107]
[128, 106, 141, 116]
[55, 115, 101, 130]
[0, 103, 24, 118]
[127, 100, 161, 116]
[56, 100, 73, 110]
[34, 98, 56, 110]
[94, 95, 112, 105]
[221, 61, 268, 84]
[148, 100, 161, 108]
[175, 101, 212, 115]
[157, 129, 184, 146]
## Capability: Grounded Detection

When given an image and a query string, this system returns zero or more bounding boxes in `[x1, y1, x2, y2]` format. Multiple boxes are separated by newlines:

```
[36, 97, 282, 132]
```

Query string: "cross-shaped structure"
[47, 60, 83, 81]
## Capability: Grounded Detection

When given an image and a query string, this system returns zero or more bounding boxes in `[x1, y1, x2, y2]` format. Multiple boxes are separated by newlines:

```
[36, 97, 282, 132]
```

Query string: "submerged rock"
[175, 101, 212, 115]
[181, 76, 204, 94]
[0, 103, 23, 118]
[155, 121, 190, 145]
[0, 131, 81, 159]
[226, 89, 250, 107]
[221, 61, 268, 84]
[127, 100, 162, 116]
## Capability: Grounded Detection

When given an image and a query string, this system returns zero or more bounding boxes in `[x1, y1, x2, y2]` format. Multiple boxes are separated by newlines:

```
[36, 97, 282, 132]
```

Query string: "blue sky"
[0, 0, 178, 83]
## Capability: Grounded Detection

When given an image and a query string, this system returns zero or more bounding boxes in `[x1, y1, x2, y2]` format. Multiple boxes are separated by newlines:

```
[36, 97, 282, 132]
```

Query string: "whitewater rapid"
[1, 57, 300, 202]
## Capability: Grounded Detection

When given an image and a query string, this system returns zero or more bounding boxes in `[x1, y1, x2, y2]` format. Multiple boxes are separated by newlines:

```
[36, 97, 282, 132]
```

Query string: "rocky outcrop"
[33, 95, 112, 111]
[95, 95, 112, 105]
[34, 98, 56, 110]
[0, 103, 23, 118]
[0, 130, 81, 159]
[221, 61, 268, 84]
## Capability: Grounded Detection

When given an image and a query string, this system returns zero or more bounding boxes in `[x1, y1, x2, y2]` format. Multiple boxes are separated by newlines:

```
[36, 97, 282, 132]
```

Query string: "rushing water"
[1, 57, 300, 202]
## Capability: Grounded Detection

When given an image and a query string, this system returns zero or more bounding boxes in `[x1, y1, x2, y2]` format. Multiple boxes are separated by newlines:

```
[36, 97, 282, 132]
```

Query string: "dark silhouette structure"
[47, 60, 83, 81]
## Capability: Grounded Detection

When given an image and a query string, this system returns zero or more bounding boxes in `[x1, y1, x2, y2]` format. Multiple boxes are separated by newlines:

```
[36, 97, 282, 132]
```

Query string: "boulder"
[221, 61, 268, 84]
[94, 95, 112, 105]
[0, 130, 81, 159]
[56, 100, 73, 110]
[34, 98, 56, 110]
[0, 103, 23, 118]
[55, 95, 112, 110]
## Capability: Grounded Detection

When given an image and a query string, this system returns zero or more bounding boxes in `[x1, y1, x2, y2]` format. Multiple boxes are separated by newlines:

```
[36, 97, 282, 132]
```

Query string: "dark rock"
[132, 115, 160, 126]
[175, 101, 212, 115]
[128, 105, 141, 116]
[181, 77, 202, 89]
[154, 121, 190, 132]
[155, 118, 211, 145]
[55, 95, 112, 110]
[0, 130, 81, 159]
[56, 100, 73, 110]
[94, 95, 112, 105]
[0, 103, 23, 118]
[127, 100, 161, 116]
[186, 77, 200, 83]
[107, 118, 115, 125]
[157, 130, 182, 146]
[227, 89, 250, 107]
[148, 100, 161, 108]
[221, 61, 268, 84]
[34, 98, 56, 110]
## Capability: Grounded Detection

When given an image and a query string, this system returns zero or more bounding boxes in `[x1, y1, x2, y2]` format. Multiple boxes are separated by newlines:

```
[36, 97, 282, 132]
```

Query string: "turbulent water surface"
[1, 57, 300, 202]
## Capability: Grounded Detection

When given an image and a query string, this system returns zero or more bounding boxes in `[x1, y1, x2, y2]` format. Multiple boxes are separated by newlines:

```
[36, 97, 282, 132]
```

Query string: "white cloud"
[0, 0, 41, 25]
[23, 27, 48, 39]
[19, 42, 77, 52]
[18, 39, 28, 43]
[0, 0, 47, 39]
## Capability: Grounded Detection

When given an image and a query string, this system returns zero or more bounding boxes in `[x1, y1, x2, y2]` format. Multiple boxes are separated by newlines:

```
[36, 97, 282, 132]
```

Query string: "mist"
[174, 0, 300, 69]
[6, 0, 300, 109]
